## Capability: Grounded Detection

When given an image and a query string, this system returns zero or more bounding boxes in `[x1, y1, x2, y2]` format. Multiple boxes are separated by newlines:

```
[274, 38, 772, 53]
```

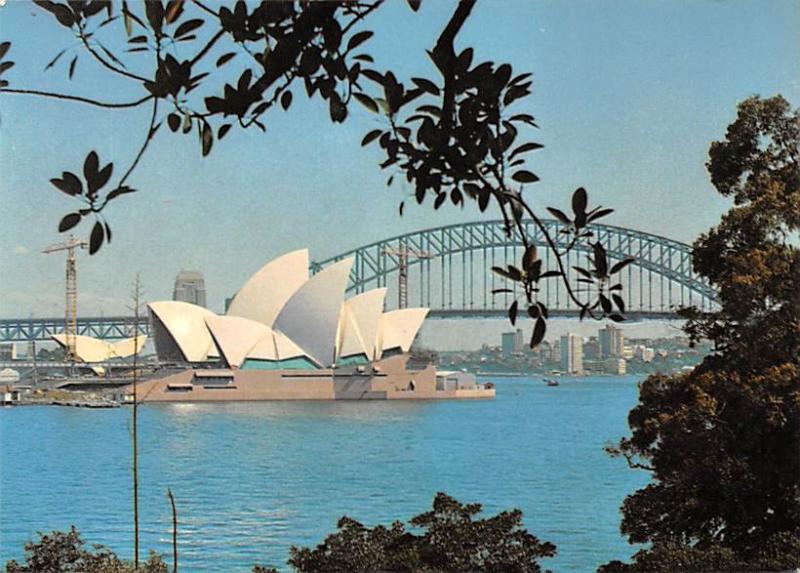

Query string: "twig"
[167, 488, 178, 573]
[0, 88, 151, 109]
[190, 29, 224, 66]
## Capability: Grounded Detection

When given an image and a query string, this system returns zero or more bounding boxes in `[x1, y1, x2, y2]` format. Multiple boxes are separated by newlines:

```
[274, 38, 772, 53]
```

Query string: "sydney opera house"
[132, 249, 494, 402]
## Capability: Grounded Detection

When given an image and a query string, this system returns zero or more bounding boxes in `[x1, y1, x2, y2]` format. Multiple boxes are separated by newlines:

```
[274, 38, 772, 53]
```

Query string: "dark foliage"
[284, 492, 556, 573]
[602, 95, 800, 570]
[2, 0, 633, 341]
[5, 526, 167, 573]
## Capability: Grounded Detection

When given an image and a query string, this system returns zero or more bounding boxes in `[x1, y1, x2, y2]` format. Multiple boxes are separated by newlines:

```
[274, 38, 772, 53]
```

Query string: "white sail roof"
[377, 308, 429, 357]
[205, 316, 267, 368]
[110, 335, 148, 358]
[148, 301, 218, 363]
[274, 258, 353, 367]
[51, 334, 114, 363]
[336, 288, 387, 361]
[226, 249, 309, 327]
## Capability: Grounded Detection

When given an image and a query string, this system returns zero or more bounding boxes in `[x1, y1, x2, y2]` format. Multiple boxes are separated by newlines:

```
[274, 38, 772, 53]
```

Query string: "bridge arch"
[311, 219, 718, 319]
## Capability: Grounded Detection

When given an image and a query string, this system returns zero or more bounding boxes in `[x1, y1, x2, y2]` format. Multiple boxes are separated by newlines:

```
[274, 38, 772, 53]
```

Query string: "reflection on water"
[0, 376, 649, 573]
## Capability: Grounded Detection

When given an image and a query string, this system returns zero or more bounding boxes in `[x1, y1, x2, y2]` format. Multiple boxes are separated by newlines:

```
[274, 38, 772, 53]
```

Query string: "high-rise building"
[599, 324, 624, 359]
[560, 333, 583, 374]
[501, 329, 524, 355]
[173, 270, 207, 308]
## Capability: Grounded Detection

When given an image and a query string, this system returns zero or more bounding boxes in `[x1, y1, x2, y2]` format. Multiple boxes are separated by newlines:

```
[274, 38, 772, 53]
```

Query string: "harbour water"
[0, 375, 650, 572]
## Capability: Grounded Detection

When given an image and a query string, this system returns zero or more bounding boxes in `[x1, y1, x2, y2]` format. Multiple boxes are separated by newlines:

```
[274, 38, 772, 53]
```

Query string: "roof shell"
[51, 334, 113, 362]
[274, 258, 353, 367]
[226, 249, 309, 327]
[336, 288, 387, 361]
[377, 308, 429, 356]
[148, 301, 218, 362]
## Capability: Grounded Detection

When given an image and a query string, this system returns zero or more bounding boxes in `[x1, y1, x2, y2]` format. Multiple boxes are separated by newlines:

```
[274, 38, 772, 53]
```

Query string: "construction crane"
[382, 244, 433, 309]
[43, 235, 87, 362]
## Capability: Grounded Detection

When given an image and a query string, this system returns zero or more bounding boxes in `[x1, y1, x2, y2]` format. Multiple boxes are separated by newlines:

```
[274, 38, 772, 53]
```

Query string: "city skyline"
[1, 1, 798, 325]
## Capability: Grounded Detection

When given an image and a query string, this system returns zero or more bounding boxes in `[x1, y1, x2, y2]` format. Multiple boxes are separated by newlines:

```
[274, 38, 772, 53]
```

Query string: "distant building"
[501, 329, 524, 356]
[560, 333, 583, 374]
[173, 270, 207, 308]
[604, 357, 626, 375]
[634, 345, 655, 362]
[0, 343, 17, 361]
[599, 324, 624, 359]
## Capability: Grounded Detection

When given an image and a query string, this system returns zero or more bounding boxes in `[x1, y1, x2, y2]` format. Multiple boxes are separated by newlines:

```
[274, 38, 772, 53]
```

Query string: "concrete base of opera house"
[127, 354, 495, 402]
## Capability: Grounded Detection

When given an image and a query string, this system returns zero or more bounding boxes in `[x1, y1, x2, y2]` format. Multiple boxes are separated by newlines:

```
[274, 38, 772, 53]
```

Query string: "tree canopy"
[282, 492, 556, 573]
[603, 94, 800, 571]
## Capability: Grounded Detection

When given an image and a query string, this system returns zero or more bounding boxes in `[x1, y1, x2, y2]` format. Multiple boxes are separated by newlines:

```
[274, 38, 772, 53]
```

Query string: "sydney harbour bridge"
[0, 219, 717, 343]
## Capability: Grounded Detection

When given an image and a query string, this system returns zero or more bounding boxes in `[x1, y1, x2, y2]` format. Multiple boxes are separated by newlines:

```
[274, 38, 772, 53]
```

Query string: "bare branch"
[1, 88, 152, 109]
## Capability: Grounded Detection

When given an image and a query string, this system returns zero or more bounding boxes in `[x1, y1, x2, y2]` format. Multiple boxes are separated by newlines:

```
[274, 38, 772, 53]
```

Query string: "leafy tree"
[5, 526, 168, 573]
[0, 0, 635, 343]
[279, 492, 556, 573]
[603, 95, 800, 570]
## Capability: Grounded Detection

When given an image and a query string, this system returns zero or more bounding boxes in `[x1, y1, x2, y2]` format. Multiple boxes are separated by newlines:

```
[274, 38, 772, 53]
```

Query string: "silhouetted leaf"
[609, 314, 625, 323]
[354, 92, 378, 113]
[527, 304, 540, 319]
[572, 187, 587, 215]
[509, 142, 543, 161]
[599, 293, 612, 314]
[58, 212, 81, 232]
[587, 207, 614, 223]
[51, 172, 82, 196]
[68, 55, 77, 79]
[174, 18, 203, 39]
[478, 188, 490, 212]
[610, 257, 635, 275]
[531, 316, 546, 347]
[406, 0, 421, 12]
[167, 113, 180, 132]
[361, 129, 381, 146]
[547, 207, 571, 225]
[411, 77, 439, 95]
[89, 221, 104, 254]
[104, 221, 112, 243]
[44, 48, 66, 70]
[106, 185, 136, 201]
[512, 170, 539, 184]
[491, 266, 512, 279]
[0, 42, 10, 60]
[593, 242, 608, 277]
[0, 61, 14, 75]
[492, 288, 513, 295]
[281, 90, 293, 111]
[434, 192, 446, 210]
[165, 0, 185, 23]
[398, 201, 404, 216]
[573, 266, 592, 279]
[216, 52, 235, 67]
[201, 121, 212, 156]
[347, 30, 373, 51]
[144, 0, 164, 36]
[522, 244, 538, 272]
[84, 151, 99, 184]
[92, 162, 113, 195]
[612, 293, 626, 313]
[217, 123, 231, 140]
[508, 300, 518, 326]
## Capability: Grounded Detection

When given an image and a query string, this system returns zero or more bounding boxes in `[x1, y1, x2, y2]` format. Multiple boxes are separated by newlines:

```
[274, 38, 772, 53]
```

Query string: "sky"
[0, 0, 798, 348]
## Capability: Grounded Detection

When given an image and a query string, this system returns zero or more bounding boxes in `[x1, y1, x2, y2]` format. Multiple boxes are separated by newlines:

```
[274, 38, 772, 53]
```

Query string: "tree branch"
[0, 88, 152, 109]
[80, 32, 148, 83]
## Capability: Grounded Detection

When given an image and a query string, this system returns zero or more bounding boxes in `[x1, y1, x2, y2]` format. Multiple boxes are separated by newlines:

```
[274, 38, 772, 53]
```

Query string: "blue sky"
[0, 1, 798, 345]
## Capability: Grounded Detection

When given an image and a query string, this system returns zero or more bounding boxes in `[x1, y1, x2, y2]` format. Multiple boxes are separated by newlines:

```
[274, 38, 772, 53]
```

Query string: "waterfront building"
[599, 324, 624, 359]
[138, 249, 494, 402]
[501, 329, 524, 356]
[560, 333, 583, 375]
[173, 270, 207, 308]
[604, 357, 627, 375]
[633, 345, 655, 362]
[0, 342, 17, 361]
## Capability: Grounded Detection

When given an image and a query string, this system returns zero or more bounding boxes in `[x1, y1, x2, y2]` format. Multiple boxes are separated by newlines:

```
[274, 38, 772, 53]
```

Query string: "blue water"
[0, 376, 650, 572]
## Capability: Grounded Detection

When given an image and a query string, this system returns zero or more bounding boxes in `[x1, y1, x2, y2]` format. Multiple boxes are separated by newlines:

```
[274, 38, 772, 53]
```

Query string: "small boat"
[544, 378, 559, 387]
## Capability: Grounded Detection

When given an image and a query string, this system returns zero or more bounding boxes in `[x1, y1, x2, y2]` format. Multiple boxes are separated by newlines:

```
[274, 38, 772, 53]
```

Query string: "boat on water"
[544, 378, 560, 386]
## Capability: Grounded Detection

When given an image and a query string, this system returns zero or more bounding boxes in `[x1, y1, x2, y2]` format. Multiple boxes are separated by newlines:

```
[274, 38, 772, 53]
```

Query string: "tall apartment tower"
[599, 324, 624, 359]
[560, 333, 584, 374]
[173, 270, 207, 308]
